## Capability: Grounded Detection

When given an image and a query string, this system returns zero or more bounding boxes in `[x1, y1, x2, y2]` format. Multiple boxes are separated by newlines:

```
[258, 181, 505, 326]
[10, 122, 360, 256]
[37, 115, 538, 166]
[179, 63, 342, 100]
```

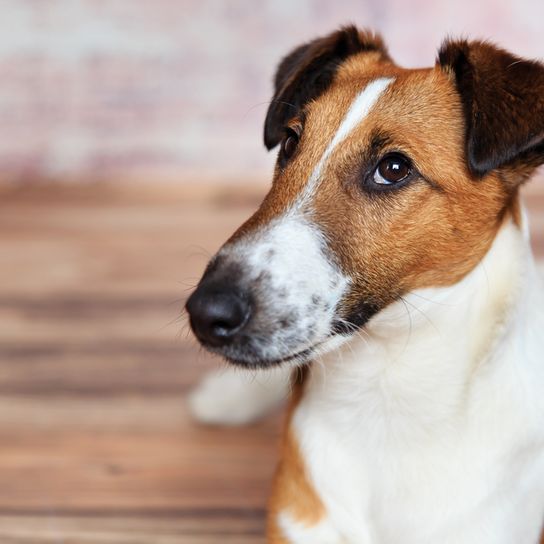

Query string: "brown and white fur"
[186, 27, 544, 543]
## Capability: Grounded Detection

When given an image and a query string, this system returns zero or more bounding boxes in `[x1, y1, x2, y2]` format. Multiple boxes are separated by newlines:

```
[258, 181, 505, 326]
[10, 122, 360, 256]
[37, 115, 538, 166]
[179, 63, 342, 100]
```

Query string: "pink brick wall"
[0, 0, 542, 183]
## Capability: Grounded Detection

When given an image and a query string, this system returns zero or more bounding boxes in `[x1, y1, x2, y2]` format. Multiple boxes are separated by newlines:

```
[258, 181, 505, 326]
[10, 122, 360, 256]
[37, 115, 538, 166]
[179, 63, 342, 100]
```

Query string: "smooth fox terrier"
[186, 27, 544, 543]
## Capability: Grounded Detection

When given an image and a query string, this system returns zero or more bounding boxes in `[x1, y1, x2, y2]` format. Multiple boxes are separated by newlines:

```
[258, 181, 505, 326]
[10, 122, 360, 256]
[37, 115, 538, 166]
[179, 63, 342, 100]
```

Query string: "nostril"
[185, 285, 251, 347]
[211, 319, 239, 337]
[213, 320, 231, 331]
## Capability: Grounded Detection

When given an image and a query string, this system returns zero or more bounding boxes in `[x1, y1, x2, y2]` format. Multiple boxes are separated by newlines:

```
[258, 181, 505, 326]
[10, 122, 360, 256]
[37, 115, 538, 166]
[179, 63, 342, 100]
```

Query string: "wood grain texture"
[0, 181, 277, 543]
[0, 179, 542, 542]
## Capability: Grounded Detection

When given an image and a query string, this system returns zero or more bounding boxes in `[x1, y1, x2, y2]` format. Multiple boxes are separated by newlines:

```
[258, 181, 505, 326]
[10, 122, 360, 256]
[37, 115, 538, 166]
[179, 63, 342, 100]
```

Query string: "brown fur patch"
[267, 367, 325, 542]
[307, 61, 513, 316]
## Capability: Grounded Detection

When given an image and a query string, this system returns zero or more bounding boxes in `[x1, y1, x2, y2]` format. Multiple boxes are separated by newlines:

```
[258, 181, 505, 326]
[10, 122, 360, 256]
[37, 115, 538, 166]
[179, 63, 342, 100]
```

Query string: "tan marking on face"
[307, 59, 515, 314]
[228, 50, 521, 325]
[267, 369, 325, 541]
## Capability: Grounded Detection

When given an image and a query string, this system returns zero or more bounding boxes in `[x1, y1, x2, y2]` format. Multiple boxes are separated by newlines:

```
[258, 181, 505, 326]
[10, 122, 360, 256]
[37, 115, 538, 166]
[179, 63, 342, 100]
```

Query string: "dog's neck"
[301, 213, 540, 442]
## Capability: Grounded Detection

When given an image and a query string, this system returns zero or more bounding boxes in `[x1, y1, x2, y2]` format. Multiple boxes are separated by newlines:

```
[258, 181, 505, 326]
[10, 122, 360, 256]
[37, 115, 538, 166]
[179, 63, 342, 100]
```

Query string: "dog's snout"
[186, 284, 251, 347]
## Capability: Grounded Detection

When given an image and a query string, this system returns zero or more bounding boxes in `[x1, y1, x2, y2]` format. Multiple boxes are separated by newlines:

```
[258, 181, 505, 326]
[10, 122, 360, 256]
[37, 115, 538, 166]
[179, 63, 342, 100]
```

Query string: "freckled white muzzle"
[213, 214, 349, 366]
[186, 211, 348, 367]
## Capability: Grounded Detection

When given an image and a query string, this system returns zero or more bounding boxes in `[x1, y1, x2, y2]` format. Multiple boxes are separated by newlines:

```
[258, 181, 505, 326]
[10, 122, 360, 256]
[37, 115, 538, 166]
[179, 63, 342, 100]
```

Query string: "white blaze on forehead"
[299, 76, 395, 204]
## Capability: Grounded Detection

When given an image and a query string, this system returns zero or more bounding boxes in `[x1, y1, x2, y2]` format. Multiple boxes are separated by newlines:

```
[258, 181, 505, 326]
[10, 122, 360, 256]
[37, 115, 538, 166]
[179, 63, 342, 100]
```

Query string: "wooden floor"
[0, 179, 543, 543]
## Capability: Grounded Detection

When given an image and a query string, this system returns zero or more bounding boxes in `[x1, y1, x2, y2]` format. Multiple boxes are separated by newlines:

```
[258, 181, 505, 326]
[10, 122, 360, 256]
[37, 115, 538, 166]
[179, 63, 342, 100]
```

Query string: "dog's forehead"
[236, 60, 469, 244]
[294, 61, 467, 187]
[311, 64, 461, 138]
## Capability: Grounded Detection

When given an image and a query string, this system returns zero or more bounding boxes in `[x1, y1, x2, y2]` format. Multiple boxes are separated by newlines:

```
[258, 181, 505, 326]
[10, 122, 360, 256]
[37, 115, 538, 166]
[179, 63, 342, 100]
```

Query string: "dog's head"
[186, 26, 544, 368]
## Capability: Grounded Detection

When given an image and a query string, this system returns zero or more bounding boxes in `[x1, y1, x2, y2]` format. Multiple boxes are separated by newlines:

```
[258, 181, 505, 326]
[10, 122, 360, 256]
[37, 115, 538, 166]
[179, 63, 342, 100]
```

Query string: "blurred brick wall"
[0, 0, 542, 183]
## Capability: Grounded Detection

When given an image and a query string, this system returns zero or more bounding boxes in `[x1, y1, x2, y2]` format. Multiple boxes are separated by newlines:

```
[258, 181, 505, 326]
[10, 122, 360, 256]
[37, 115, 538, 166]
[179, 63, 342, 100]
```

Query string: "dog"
[186, 26, 544, 543]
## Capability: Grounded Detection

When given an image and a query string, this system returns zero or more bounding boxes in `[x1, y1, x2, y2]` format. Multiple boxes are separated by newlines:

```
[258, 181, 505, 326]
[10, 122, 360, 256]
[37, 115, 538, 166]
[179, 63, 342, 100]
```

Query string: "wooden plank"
[0, 514, 266, 544]
[0, 342, 211, 395]
[0, 294, 188, 344]
[0, 182, 274, 542]
[0, 182, 266, 298]
[0, 424, 279, 510]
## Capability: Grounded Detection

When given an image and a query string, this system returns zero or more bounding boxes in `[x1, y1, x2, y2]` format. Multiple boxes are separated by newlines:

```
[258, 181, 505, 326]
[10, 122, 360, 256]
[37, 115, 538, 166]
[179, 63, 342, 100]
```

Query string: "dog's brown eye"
[281, 130, 299, 161]
[374, 153, 412, 185]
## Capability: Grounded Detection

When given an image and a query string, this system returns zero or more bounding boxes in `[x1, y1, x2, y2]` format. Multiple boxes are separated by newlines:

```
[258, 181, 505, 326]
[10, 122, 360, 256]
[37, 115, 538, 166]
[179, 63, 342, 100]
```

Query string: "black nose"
[185, 284, 251, 347]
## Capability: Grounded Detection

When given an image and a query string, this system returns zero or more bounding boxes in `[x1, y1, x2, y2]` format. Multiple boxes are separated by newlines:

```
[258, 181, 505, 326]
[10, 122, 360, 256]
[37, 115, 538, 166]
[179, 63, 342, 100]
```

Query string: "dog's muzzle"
[185, 216, 353, 368]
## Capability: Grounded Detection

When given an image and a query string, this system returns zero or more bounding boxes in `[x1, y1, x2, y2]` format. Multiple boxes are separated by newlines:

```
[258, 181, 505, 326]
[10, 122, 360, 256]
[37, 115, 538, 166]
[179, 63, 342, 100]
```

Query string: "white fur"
[187, 365, 291, 425]
[299, 77, 394, 205]
[283, 219, 544, 543]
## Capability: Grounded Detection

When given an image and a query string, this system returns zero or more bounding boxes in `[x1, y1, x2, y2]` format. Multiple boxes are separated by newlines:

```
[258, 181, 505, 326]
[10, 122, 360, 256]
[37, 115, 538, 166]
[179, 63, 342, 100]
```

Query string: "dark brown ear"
[438, 39, 544, 178]
[264, 26, 390, 150]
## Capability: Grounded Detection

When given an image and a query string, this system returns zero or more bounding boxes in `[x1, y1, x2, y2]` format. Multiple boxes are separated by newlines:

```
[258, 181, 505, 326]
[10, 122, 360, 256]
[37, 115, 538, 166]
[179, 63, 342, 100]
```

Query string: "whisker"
[399, 296, 440, 336]
[398, 296, 414, 354]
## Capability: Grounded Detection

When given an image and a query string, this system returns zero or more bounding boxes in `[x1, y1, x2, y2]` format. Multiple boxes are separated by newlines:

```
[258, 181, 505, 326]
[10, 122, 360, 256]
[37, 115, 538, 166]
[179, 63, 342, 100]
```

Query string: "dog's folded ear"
[438, 40, 544, 178]
[264, 26, 390, 150]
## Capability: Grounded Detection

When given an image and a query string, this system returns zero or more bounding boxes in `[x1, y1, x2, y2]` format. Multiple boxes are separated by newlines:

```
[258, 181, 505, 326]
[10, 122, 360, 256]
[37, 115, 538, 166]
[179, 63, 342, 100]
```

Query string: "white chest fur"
[289, 220, 544, 543]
